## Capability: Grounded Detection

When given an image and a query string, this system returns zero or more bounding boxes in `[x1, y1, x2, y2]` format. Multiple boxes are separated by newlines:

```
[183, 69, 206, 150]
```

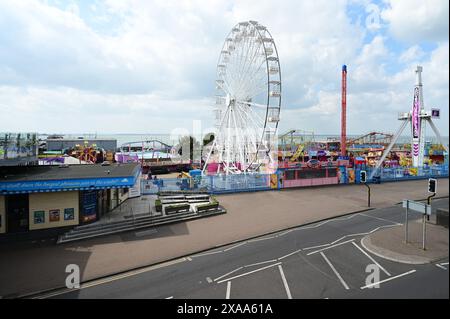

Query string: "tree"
[202, 132, 215, 146]
[177, 135, 200, 162]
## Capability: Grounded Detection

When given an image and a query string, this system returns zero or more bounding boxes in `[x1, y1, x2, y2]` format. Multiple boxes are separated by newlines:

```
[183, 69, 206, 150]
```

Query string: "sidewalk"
[362, 215, 449, 264]
[0, 178, 448, 297]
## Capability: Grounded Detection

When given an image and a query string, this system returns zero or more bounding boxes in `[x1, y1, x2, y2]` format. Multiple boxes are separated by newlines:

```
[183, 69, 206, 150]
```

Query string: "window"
[284, 170, 296, 180]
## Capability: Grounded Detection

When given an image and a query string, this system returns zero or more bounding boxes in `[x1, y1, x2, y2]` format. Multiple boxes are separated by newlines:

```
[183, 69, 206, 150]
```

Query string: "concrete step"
[57, 208, 226, 244]
[65, 211, 192, 236]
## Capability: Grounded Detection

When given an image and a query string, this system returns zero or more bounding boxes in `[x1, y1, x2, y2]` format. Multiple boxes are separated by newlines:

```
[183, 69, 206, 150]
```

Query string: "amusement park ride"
[370, 66, 449, 179]
[203, 20, 282, 175]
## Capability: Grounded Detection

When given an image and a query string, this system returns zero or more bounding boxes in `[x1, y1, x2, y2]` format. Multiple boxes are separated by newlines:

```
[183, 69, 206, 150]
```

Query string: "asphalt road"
[38, 198, 449, 299]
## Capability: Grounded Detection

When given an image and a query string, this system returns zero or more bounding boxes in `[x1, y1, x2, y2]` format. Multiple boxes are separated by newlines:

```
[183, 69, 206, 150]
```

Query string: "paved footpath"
[0, 178, 448, 297]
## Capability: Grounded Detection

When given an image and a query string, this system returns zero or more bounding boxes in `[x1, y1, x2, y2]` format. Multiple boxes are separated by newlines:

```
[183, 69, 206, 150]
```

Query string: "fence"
[142, 173, 272, 195]
[359, 165, 449, 183]
[141, 165, 449, 195]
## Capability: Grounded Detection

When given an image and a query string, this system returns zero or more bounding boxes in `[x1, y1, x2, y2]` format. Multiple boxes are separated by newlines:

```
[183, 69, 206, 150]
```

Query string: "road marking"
[358, 213, 402, 225]
[440, 262, 449, 266]
[248, 236, 276, 243]
[226, 281, 231, 299]
[244, 260, 278, 268]
[351, 242, 391, 276]
[191, 250, 224, 258]
[217, 262, 281, 284]
[302, 243, 331, 251]
[278, 265, 292, 299]
[320, 252, 350, 290]
[186, 257, 192, 261]
[278, 249, 302, 261]
[299, 214, 358, 230]
[223, 242, 247, 252]
[214, 267, 243, 282]
[436, 264, 447, 270]
[360, 270, 416, 289]
[206, 277, 213, 283]
[307, 239, 355, 256]
[33, 257, 188, 299]
[277, 229, 294, 237]
[165, 296, 173, 299]
[303, 224, 401, 252]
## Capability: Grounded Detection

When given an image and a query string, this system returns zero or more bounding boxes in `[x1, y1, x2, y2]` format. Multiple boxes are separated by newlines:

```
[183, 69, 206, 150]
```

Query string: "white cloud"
[399, 45, 426, 64]
[381, 0, 449, 43]
[0, 0, 448, 137]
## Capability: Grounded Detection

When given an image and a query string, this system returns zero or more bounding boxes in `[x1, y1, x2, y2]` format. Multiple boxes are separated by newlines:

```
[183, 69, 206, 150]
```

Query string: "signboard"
[431, 108, 440, 119]
[129, 174, 142, 198]
[402, 199, 432, 216]
[80, 190, 97, 223]
[412, 87, 421, 139]
[0, 175, 137, 194]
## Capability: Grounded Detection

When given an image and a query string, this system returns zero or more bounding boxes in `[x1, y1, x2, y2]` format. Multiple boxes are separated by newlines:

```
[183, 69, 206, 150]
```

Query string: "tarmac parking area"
[39, 198, 448, 299]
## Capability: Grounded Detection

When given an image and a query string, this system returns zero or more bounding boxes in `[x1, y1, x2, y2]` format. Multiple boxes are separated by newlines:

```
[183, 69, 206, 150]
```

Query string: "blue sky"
[0, 0, 448, 136]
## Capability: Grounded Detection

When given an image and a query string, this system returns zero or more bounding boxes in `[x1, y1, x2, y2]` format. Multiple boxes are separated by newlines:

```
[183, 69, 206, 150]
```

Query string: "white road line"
[360, 270, 416, 289]
[307, 239, 355, 256]
[302, 243, 331, 251]
[244, 260, 278, 268]
[299, 214, 358, 230]
[302, 224, 400, 252]
[34, 257, 188, 299]
[440, 262, 449, 266]
[278, 249, 302, 261]
[165, 296, 174, 299]
[217, 262, 281, 284]
[247, 236, 276, 243]
[223, 242, 247, 252]
[278, 265, 292, 299]
[358, 213, 402, 225]
[226, 281, 231, 299]
[191, 250, 223, 258]
[186, 257, 192, 261]
[436, 264, 447, 270]
[368, 224, 400, 234]
[277, 229, 294, 237]
[206, 277, 213, 283]
[351, 242, 391, 276]
[320, 252, 350, 290]
[214, 267, 243, 282]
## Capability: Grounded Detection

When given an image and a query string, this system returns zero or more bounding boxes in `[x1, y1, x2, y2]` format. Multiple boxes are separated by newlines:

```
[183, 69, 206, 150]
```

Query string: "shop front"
[0, 163, 140, 234]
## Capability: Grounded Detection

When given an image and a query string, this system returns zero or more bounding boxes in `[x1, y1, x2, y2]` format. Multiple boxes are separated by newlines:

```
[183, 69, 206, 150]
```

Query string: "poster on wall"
[81, 190, 97, 223]
[64, 208, 75, 221]
[34, 211, 45, 224]
[49, 209, 60, 222]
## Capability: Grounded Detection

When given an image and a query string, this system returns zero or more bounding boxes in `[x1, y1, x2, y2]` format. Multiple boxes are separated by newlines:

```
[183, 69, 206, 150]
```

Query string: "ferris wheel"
[203, 20, 282, 175]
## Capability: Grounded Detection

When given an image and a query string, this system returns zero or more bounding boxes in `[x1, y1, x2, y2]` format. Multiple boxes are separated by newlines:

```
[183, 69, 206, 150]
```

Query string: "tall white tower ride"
[370, 65, 448, 179]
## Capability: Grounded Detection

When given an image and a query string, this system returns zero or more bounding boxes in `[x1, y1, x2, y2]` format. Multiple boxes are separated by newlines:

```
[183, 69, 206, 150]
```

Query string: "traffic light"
[360, 170, 367, 183]
[428, 178, 437, 193]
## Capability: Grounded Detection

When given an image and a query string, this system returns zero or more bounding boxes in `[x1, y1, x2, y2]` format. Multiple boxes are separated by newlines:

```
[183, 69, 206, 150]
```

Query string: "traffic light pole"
[426, 192, 436, 221]
[427, 192, 436, 205]
[364, 183, 371, 207]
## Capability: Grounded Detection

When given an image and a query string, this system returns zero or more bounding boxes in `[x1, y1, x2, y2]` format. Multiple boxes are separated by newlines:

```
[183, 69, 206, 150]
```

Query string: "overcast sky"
[0, 0, 448, 136]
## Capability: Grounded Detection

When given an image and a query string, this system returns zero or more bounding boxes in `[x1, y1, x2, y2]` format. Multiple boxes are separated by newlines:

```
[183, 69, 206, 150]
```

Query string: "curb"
[360, 235, 445, 265]
[16, 206, 376, 299]
[13, 197, 450, 298]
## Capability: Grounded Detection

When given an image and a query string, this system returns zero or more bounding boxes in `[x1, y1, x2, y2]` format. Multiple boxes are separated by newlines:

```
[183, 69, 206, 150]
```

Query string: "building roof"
[0, 163, 140, 194]
[0, 163, 139, 182]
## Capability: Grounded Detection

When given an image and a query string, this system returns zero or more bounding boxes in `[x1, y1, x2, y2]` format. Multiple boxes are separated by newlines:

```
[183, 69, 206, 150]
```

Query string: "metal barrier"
[141, 165, 448, 195]
[142, 174, 272, 194]
[355, 165, 449, 183]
